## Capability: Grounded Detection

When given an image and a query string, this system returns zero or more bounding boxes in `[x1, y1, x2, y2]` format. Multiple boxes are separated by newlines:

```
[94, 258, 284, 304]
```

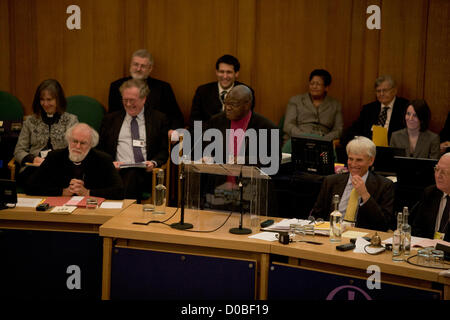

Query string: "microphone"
[229, 165, 252, 235]
[170, 155, 193, 230]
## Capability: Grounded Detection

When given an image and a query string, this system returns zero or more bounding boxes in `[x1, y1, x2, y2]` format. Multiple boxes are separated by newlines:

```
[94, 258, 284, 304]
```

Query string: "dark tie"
[130, 116, 145, 163]
[376, 106, 388, 127]
[220, 90, 228, 103]
[439, 195, 450, 234]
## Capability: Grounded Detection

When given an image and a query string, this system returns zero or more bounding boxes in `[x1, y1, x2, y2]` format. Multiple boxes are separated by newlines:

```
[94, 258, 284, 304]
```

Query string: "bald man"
[26, 123, 124, 199]
[203, 85, 280, 173]
[413, 153, 450, 241]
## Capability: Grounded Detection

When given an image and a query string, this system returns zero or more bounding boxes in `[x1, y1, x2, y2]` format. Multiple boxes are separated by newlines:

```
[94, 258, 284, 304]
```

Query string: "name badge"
[132, 139, 145, 148]
[40, 149, 51, 158]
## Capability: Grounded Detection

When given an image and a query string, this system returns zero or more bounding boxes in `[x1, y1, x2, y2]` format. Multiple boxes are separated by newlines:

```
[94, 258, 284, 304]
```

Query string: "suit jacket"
[108, 76, 184, 130]
[26, 148, 124, 199]
[203, 111, 281, 173]
[188, 81, 255, 128]
[390, 128, 440, 159]
[342, 96, 409, 146]
[441, 112, 450, 142]
[312, 172, 395, 231]
[412, 185, 448, 241]
[283, 93, 343, 141]
[98, 108, 169, 167]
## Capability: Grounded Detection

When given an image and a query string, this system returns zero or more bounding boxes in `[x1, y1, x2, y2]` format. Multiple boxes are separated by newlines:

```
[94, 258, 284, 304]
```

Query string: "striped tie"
[345, 188, 359, 222]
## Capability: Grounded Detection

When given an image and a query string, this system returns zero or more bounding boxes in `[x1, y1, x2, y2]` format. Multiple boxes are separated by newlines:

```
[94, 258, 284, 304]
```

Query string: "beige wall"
[0, 0, 448, 132]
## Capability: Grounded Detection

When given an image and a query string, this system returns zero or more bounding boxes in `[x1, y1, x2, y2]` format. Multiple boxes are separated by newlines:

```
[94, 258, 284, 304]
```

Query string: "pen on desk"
[38, 198, 46, 206]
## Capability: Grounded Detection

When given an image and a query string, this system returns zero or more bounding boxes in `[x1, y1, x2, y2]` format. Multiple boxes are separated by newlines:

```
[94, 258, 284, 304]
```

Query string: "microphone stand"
[170, 160, 193, 230]
[229, 168, 252, 235]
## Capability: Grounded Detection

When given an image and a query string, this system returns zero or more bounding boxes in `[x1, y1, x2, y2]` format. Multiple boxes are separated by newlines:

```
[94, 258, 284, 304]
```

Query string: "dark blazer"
[440, 112, 450, 143]
[26, 148, 124, 199]
[390, 128, 440, 159]
[108, 76, 184, 130]
[98, 108, 169, 167]
[188, 81, 255, 128]
[342, 96, 409, 146]
[412, 185, 448, 241]
[203, 111, 281, 173]
[312, 172, 395, 231]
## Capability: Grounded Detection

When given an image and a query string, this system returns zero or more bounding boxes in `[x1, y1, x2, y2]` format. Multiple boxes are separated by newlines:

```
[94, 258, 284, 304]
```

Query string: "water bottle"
[329, 194, 342, 242]
[392, 212, 403, 261]
[154, 169, 167, 215]
[402, 207, 411, 256]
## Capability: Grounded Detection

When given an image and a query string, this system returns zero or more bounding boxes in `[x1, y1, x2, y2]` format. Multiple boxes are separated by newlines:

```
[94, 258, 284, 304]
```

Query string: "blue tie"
[131, 116, 145, 163]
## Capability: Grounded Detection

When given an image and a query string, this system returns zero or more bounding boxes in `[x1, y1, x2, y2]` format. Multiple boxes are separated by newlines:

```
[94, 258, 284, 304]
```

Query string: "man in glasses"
[413, 153, 450, 242]
[26, 123, 124, 199]
[99, 79, 169, 201]
[342, 75, 409, 146]
[108, 49, 184, 134]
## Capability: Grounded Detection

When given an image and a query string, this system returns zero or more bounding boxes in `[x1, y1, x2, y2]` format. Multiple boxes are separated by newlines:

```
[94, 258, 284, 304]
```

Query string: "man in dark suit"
[342, 75, 409, 146]
[99, 79, 169, 200]
[312, 136, 394, 231]
[188, 54, 255, 129]
[108, 49, 184, 134]
[413, 153, 450, 241]
[27, 123, 124, 200]
[203, 85, 280, 175]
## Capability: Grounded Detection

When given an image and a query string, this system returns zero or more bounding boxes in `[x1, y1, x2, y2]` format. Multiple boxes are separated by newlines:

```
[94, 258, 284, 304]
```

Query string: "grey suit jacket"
[390, 128, 440, 159]
[283, 93, 343, 141]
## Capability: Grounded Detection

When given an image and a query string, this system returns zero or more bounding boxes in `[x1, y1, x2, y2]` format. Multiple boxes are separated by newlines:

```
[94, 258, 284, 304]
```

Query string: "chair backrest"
[0, 91, 24, 120]
[66, 95, 105, 131]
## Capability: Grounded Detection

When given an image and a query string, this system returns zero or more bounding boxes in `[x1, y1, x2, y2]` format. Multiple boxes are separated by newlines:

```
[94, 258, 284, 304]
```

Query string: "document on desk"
[249, 232, 278, 241]
[16, 197, 43, 208]
[100, 201, 123, 209]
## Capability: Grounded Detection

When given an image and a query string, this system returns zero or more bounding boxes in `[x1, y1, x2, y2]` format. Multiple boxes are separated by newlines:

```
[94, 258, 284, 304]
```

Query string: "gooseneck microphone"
[229, 166, 252, 235]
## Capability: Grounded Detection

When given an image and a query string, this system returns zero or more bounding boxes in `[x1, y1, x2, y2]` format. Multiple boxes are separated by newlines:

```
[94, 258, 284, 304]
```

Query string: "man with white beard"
[26, 123, 124, 199]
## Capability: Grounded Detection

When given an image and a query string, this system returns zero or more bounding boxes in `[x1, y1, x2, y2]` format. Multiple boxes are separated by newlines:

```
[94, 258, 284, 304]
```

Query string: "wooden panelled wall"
[0, 0, 448, 132]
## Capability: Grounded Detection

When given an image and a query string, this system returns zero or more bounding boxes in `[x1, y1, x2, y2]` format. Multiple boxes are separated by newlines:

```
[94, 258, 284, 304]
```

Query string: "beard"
[69, 147, 89, 163]
[130, 70, 148, 80]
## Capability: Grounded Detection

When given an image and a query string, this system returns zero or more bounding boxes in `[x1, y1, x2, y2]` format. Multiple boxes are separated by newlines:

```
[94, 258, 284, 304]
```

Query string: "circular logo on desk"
[326, 285, 372, 300]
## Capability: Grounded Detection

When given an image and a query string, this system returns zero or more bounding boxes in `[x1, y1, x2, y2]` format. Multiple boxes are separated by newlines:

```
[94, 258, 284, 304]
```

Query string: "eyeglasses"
[131, 62, 150, 69]
[375, 88, 393, 94]
[309, 81, 325, 87]
[434, 166, 450, 177]
[70, 139, 89, 147]
[122, 99, 137, 105]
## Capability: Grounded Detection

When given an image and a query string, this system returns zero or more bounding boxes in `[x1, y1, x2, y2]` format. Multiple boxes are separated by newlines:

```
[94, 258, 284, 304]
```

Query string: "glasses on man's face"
[434, 166, 450, 177]
[375, 87, 393, 94]
[131, 62, 150, 70]
[70, 139, 89, 147]
[224, 101, 243, 109]
[122, 99, 137, 106]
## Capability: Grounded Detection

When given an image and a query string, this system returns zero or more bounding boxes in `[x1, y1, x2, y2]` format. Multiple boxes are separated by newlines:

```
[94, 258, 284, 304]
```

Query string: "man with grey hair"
[99, 79, 169, 201]
[312, 136, 394, 231]
[26, 123, 124, 199]
[342, 75, 409, 146]
[413, 153, 450, 242]
[108, 49, 184, 132]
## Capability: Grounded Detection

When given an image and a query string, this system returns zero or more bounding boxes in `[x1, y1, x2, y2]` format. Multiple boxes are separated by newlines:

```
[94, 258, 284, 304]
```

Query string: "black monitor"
[372, 146, 405, 176]
[291, 134, 334, 175]
[394, 156, 437, 188]
[0, 179, 17, 209]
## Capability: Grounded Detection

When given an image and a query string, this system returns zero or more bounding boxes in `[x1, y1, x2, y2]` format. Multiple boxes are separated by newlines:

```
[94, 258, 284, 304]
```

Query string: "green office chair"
[66, 95, 105, 131]
[0, 91, 24, 120]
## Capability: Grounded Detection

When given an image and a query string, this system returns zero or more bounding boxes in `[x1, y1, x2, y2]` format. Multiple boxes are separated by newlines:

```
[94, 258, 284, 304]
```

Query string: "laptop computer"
[372, 146, 405, 176]
[394, 156, 437, 188]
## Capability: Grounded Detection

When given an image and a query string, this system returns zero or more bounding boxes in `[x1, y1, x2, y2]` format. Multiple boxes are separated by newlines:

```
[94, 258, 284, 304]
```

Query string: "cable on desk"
[405, 254, 450, 270]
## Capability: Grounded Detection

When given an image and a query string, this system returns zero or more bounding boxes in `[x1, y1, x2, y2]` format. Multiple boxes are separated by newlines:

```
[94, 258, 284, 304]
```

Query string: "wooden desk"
[270, 231, 449, 300]
[0, 195, 135, 299]
[100, 205, 272, 300]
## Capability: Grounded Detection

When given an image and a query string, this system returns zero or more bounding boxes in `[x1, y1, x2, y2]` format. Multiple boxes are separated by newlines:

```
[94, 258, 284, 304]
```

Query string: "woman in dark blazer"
[390, 99, 440, 159]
